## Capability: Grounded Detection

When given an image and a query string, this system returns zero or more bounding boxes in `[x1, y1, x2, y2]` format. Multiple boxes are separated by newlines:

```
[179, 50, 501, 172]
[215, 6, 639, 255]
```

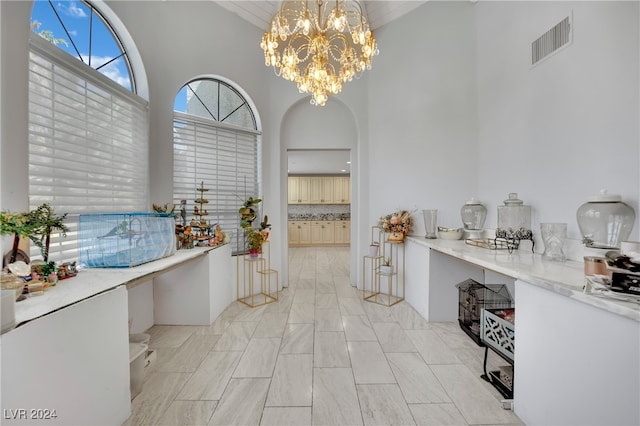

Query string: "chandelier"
[260, 0, 378, 106]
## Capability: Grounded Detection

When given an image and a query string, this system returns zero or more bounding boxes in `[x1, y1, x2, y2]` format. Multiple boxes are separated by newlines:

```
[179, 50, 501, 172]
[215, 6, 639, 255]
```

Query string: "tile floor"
[124, 246, 523, 426]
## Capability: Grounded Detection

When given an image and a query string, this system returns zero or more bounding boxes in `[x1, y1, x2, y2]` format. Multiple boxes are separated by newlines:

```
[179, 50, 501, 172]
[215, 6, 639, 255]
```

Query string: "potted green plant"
[0, 210, 33, 264]
[380, 257, 394, 275]
[239, 197, 262, 229]
[28, 203, 68, 262]
[40, 260, 58, 285]
[239, 196, 267, 258]
[247, 228, 264, 258]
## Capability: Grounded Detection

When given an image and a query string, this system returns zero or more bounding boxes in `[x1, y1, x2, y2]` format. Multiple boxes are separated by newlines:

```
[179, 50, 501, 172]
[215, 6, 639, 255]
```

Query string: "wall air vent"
[532, 15, 572, 66]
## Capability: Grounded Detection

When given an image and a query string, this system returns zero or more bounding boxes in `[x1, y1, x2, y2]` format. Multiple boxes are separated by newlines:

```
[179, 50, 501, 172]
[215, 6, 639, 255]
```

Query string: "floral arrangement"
[379, 210, 413, 235]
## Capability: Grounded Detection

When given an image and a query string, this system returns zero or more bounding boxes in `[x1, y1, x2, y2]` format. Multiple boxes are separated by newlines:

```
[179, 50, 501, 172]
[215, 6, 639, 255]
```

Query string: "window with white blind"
[173, 78, 261, 254]
[28, 34, 148, 264]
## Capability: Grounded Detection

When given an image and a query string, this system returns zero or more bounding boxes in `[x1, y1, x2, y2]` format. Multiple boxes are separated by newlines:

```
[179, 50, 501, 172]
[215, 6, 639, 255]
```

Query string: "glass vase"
[540, 223, 567, 262]
[423, 209, 438, 239]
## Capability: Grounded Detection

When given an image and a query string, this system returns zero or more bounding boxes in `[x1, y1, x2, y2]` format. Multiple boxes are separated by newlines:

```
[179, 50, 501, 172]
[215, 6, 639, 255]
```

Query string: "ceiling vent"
[532, 15, 572, 66]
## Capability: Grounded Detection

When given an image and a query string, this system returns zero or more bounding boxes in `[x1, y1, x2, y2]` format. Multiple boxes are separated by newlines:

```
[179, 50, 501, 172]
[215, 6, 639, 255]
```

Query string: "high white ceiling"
[213, 1, 428, 174]
[213, 1, 428, 31]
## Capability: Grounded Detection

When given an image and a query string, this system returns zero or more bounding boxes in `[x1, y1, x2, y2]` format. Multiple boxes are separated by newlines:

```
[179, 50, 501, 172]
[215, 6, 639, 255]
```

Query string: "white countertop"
[7, 246, 223, 331]
[406, 236, 640, 322]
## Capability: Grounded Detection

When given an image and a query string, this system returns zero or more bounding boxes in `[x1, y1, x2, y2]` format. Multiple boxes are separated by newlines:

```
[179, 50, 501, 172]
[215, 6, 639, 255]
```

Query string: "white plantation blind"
[28, 35, 149, 263]
[173, 112, 261, 254]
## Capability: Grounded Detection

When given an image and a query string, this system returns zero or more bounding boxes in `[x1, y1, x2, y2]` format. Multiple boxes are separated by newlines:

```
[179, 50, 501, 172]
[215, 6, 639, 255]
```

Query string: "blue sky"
[32, 0, 189, 110]
[31, 0, 132, 90]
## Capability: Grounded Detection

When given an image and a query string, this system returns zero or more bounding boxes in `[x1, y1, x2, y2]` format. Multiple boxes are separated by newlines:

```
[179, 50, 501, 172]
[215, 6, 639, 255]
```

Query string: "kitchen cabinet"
[288, 176, 310, 204]
[288, 176, 350, 204]
[290, 221, 349, 246]
[288, 221, 311, 245]
[311, 221, 335, 244]
[333, 176, 350, 204]
[310, 177, 334, 204]
[334, 220, 351, 244]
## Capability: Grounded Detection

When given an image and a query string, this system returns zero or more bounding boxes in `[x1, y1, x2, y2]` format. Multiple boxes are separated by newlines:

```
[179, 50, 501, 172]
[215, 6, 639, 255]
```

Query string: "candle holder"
[494, 227, 534, 254]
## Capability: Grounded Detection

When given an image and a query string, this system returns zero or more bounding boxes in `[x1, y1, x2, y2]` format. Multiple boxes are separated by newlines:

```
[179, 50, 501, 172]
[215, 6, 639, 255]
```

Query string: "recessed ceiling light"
[346, 161, 351, 164]
[341, 169, 347, 172]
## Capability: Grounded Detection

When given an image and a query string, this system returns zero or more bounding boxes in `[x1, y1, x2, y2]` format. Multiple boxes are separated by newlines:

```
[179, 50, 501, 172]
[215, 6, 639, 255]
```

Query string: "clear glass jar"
[577, 190, 635, 249]
[497, 193, 531, 231]
[460, 198, 487, 230]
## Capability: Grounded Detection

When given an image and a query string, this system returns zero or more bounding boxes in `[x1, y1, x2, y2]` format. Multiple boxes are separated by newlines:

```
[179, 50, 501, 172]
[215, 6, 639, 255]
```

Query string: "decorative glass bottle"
[576, 190, 635, 249]
[497, 193, 531, 232]
[460, 198, 487, 230]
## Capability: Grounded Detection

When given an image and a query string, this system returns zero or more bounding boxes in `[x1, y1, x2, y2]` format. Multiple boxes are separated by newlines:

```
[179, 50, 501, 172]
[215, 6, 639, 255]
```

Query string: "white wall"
[476, 1, 640, 241]
[0, 1, 30, 214]
[368, 1, 478, 237]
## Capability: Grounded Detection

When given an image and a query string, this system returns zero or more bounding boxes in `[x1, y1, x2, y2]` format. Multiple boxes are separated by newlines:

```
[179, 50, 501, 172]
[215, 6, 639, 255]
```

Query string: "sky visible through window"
[31, 0, 132, 91]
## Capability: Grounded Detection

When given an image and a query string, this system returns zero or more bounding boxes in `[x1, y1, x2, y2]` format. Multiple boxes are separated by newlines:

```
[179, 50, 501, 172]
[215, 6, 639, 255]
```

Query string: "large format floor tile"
[177, 351, 243, 401]
[342, 315, 377, 341]
[265, 354, 313, 407]
[314, 331, 351, 368]
[126, 247, 522, 426]
[386, 352, 451, 404]
[373, 322, 417, 353]
[356, 384, 416, 425]
[158, 334, 220, 373]
[232, 338, 281, 378]
[208, 378, 270, 425]
[430, 364, 521, 425]
[279, 323, 314, 354]
[312, 368, 363, 426]
[260, 407, 311, 425]
[348, 341, 396, 384]
[156, 400, 218, 426]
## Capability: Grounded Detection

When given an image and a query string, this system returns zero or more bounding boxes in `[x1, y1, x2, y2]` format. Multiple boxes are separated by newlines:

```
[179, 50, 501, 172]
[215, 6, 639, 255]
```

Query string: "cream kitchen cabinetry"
[288, 176, 311, 204]
[288, 221, 311, 245]
[309, 177, 334, 204]
[333, 176, 350, 204]
[334, 220, 351, 244]
[311, 221, 335, 244]
[288, 176, 349, 204]
[289, 220, 349, 246]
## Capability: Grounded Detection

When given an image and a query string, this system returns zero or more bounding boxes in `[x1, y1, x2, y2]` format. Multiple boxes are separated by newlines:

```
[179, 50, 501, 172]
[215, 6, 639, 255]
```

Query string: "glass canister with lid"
[497, 193, 531, 232]
[460, 198, 487, 230]
[576, 190, 635, 249]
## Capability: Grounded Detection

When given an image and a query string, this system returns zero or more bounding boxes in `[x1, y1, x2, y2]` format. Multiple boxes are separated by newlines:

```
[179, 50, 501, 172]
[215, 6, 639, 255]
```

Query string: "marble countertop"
[5, 246, 224, 333]
[406, 236, 640, 322]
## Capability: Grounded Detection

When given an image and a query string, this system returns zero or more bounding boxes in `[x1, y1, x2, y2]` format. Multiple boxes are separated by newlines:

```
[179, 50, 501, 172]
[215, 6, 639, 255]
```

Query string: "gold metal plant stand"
[363, 226, 405, 307]
[237, 240, 278, 308]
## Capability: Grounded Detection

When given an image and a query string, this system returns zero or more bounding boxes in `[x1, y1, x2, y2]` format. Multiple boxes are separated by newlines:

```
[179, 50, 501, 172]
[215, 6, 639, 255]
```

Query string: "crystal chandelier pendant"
[260, 0, 379, 106]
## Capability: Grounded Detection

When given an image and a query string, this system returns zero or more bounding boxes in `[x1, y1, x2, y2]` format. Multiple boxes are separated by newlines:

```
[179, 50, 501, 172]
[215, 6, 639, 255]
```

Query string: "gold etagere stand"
[237, 239, 278, 308]
[362, 226, 405, 307]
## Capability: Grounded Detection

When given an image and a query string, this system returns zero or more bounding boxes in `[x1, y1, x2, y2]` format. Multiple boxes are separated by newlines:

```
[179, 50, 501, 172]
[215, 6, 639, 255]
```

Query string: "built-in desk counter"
[405, 236, 640, 321]
[403, 236, 639, 426]
[1, 244, 232, 426]
[11, 246, 218, 329]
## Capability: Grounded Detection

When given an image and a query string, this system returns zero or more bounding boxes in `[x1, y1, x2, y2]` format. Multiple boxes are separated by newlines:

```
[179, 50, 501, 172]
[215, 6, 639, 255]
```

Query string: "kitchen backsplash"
[288, 204, 351, 220]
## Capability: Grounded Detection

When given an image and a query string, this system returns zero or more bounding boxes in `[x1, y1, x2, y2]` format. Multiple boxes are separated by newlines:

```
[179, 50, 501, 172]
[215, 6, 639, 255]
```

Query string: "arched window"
[29, 0, 148, 263]
[173, 77, 261, 254]
[30, 0, 135, 91]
